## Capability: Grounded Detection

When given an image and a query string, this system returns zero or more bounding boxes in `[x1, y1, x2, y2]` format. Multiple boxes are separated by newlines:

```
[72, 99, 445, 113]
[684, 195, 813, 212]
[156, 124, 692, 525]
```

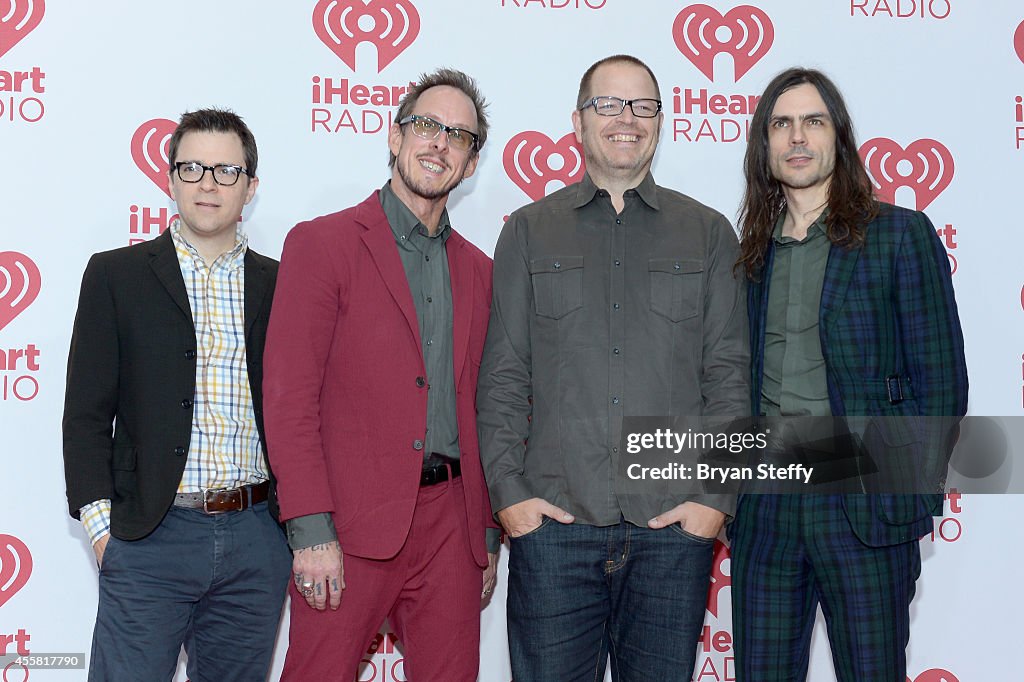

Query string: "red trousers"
[281, 477, 483, 681]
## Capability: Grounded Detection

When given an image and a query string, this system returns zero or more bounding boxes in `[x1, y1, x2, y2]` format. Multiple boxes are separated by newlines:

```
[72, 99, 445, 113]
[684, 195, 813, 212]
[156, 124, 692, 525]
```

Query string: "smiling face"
[572, 60, 662, 190]
[767, 82, 836, 201]
[167, 130, 256, 248]
[388, 85, 479, 206]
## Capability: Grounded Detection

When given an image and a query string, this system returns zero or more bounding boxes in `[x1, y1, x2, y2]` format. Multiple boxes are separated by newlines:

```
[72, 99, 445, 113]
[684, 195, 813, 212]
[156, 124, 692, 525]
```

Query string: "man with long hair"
[730, 67, 967, 680]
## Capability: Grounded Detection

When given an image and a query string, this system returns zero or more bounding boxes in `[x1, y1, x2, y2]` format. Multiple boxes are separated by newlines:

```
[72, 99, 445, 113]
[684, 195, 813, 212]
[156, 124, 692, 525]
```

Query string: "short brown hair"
[167, 108, 258, 176]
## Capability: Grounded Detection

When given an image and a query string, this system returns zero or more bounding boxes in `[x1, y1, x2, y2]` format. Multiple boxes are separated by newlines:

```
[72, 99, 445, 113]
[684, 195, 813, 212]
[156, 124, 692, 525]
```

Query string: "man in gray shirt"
[477, 54, 749, 680]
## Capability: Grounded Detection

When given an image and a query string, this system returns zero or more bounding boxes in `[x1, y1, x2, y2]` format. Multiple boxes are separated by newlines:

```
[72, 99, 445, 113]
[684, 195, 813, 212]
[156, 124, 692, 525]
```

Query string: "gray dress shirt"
[477, 172, 749, 526]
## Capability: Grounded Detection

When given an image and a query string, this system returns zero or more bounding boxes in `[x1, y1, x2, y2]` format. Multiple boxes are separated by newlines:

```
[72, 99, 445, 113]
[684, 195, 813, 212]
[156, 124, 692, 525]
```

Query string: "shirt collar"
[572, 171, 660, 211]
[771, 208, 829, 244]
[380, 181, 451, 244]
[169, 219, 248, 269]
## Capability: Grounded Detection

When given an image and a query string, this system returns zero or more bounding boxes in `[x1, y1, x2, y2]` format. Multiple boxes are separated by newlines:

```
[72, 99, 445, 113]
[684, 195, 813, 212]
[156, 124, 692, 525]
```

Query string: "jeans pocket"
[668, 523, 716, 544]
[510, 515, 554, 540]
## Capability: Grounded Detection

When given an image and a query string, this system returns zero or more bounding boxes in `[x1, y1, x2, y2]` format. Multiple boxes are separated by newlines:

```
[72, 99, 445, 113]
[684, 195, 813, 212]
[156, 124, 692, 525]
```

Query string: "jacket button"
[413, 439, 424, 451]
[415, 376, 426, 388]
[181, 399, 193, 409]
[184, 350, 196, 359]
[174, 446, 186, 456]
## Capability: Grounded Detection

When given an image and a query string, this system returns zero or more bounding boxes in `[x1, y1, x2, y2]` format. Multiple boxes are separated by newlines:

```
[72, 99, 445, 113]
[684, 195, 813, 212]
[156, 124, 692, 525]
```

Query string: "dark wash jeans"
[507, 518, 715, 682]
[88, 501, 291, 682]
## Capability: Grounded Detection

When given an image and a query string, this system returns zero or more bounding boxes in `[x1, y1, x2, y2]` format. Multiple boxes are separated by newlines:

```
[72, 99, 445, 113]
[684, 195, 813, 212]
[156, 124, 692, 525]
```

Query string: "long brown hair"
[737, 68, 877, 281]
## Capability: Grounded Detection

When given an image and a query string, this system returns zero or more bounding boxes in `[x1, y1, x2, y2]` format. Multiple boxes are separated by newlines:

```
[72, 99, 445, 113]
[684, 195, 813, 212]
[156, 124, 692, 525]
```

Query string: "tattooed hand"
[292, 540, 344, 610]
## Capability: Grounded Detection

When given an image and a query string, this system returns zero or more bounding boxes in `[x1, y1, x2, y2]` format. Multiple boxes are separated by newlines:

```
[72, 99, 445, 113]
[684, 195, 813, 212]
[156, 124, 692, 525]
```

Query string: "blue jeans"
[89, 502, 291, 682]
[507, 518, 715, 682]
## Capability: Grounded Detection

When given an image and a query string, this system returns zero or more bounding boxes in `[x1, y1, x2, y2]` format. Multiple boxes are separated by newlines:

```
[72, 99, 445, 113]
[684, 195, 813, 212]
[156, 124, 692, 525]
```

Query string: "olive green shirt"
[761, 212, 832, 418]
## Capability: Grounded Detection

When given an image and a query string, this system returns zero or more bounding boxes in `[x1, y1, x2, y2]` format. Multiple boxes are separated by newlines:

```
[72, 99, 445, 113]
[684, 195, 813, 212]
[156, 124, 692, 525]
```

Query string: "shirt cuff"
[79, 499, 111, 545]
[485, 527, 502, 554]
[285, 512, 338, 551]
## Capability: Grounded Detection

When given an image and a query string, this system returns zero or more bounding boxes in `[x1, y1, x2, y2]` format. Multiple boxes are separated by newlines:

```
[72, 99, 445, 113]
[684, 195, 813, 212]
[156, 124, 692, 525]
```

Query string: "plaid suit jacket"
[748, 202, 968, 547]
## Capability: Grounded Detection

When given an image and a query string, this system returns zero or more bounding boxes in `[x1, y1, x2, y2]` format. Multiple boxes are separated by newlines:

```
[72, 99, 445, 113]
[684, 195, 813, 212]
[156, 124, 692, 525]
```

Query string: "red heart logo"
[0, 0, 45, 59]
[0, 252, 40, 333]
[503, 132, 585, 202]
[673, 4, 774, 82]
[705, 540, 730, 617]
[859, 138, 954, 211]
[0, 534, 33, 608]
[313, 0, 420, 72]
[131, 118, 177, 199]
[1014, 20, 1024, 64]
[908, 669, 959, 682]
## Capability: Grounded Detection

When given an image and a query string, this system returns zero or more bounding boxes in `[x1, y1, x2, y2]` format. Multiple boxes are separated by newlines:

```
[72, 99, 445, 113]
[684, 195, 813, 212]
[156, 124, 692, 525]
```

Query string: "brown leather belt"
[173, 481, 270, 514]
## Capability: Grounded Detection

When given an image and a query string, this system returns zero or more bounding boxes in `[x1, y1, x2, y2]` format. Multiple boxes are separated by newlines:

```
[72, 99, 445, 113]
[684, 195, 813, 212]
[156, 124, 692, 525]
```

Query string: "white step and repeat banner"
[2, 1, 1023, 680]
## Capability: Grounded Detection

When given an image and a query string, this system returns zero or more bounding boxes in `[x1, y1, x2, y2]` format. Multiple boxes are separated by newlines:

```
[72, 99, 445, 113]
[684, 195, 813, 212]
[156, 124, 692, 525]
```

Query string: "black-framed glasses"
[174, 161, 252, 186]
[398, 115, 480, 152]
[579, 96, 662, 118]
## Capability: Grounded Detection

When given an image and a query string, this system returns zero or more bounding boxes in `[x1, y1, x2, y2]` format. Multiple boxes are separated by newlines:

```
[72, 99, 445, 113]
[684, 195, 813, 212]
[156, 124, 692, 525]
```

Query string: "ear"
[462, 152, 479, 181]
[167, 171, 177, 203]
[243, 175, 259, 205]
[388, 122, 404, 159]
[572, 109, 583, 144]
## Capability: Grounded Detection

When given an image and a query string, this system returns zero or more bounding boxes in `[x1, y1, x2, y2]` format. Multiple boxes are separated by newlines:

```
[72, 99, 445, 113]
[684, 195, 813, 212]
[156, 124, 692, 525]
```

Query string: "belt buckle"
[202, 487, 235, 514]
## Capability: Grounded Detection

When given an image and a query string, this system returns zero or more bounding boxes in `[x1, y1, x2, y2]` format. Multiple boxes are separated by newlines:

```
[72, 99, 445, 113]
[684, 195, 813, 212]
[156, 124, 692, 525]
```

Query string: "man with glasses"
[263, 68, 499, 681]
[63, 108, 290, 681]
[477, 54, 748, 680]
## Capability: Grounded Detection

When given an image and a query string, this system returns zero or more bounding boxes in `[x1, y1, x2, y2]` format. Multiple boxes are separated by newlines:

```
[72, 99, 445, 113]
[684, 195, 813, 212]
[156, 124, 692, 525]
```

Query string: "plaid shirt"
[80, 222, 267, 543]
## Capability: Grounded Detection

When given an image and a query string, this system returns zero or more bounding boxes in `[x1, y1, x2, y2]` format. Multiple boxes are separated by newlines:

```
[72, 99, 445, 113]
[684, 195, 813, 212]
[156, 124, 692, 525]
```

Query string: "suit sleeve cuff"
[285, 512, 337, 551]
[485, 527, 502, 554]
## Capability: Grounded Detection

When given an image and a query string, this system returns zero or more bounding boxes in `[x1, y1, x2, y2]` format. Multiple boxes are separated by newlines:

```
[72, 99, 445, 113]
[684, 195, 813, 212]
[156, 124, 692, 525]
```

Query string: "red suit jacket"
[263, 191, 496, 566]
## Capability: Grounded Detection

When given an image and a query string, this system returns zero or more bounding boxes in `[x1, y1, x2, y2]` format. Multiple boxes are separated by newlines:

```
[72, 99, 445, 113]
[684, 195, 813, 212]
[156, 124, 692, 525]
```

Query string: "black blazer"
[62, 230, 279, 540]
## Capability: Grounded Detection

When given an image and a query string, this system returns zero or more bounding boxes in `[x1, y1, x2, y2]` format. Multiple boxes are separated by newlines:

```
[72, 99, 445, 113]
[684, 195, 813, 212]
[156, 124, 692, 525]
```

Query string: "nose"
[431, 130, 450, 152]
[198, 168, 218, 190]
[789, 122, 807, 145]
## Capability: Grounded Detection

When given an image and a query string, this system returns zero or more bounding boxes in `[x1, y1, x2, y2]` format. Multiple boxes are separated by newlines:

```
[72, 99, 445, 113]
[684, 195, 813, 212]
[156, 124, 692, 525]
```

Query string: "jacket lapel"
[358, 195, 423, 349]
[820, 241, 862, 334]
[447, 233, 473, 385]
[244, 250, 270, 339]
[148, 231, 193, 326]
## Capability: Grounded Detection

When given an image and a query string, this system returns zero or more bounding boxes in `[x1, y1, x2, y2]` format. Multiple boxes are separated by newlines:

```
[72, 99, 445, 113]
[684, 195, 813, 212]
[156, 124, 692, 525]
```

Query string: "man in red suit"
[263, 68, 499, 680]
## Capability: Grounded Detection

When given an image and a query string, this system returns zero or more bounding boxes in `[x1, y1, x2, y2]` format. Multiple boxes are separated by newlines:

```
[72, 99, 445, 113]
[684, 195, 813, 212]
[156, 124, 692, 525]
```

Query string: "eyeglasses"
[398, 115, 480, 152]
[579, 96, 662, 118]
[174, 161, 252, 186]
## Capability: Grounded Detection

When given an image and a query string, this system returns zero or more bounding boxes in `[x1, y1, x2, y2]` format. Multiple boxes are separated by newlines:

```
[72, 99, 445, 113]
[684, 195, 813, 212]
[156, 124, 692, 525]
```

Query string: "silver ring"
[301, 582, 315, 596]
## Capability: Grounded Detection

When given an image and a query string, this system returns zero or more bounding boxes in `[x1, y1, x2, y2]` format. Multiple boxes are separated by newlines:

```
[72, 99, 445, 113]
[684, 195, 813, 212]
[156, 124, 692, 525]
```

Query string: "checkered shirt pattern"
[79, 222, 267, 544]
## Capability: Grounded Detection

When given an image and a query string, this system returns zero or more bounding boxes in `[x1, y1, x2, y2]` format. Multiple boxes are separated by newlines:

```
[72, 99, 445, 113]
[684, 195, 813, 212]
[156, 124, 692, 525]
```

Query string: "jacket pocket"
[530, 257, 583, 319]
[649, 258, 702, 322]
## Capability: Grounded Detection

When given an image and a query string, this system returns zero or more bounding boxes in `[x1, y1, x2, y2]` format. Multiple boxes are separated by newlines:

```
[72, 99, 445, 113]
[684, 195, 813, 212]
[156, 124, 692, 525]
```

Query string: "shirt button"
[425, 255, 430, 261]
[413, 439, 424, 451]
[174, 446, 186, 456]
[416, 376, 426, 388]
[674, 262, 681, 270]
[426, 296, 432, 303]
[553, 261, 561, 269]
[611, 396, 620, 405]
[612, 447, 619, 454]
[613, 303, 620, 310]
[615, 219, 622, 225]
[613, 348, 620, 355]
[181, 399, 192, 409]
[426, 339, 433, 346]
[614, 260, 620, 266]
[184, 349, 196, 359]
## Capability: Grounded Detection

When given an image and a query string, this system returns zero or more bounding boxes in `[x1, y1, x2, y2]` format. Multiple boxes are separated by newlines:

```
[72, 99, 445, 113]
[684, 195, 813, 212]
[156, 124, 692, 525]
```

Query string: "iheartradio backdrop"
[1, 1, 1022, 680]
